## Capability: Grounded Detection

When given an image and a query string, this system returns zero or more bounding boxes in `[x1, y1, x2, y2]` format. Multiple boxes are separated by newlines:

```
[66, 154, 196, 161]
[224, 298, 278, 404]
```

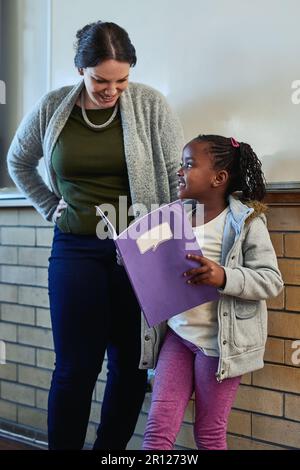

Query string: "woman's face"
[80, 59, 130, 109]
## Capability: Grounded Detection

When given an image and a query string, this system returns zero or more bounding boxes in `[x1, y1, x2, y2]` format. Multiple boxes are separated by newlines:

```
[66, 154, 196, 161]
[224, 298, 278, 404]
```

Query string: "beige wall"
[49, 0, 300, 184]
[3, 0, 300, 186]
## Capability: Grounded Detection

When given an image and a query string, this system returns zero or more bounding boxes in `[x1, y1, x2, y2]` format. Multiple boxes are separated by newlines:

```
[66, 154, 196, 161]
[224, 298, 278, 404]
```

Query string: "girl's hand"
[183, 254, 226, 288]
[53, 197, 68, 223]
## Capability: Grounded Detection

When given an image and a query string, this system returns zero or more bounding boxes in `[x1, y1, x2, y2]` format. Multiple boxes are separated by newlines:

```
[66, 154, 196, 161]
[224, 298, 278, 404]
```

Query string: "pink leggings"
[143, 328, 241, 450]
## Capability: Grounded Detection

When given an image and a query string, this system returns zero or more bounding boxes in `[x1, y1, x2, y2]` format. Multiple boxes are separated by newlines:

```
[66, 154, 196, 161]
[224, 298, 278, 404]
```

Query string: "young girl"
[142, 135, 284, 450]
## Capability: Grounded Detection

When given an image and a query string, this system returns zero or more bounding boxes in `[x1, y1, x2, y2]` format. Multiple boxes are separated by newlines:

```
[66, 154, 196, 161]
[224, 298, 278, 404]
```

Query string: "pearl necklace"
[80, 91, 118, 129]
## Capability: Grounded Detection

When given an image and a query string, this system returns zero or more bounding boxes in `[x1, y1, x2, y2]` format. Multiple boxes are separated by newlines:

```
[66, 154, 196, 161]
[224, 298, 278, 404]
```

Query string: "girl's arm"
[184, 216, 283, 301]
[221, 216, 284, 300]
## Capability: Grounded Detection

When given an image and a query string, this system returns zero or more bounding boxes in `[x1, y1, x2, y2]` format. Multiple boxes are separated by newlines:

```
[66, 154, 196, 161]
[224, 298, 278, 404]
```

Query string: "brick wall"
[0, 207, 107, 446]
[224, 195, 300, 450]
[0, 197, 300, 449]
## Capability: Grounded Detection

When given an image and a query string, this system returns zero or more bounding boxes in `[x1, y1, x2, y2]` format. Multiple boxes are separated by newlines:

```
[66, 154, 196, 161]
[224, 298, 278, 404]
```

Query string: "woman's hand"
[116, 249, 124, 266]
[183, 254, 226, 288]
[53, 197, 68, 223]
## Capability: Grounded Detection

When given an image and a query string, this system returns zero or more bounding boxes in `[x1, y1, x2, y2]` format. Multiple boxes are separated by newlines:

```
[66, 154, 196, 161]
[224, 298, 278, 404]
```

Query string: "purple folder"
[96, 200, 219, 327]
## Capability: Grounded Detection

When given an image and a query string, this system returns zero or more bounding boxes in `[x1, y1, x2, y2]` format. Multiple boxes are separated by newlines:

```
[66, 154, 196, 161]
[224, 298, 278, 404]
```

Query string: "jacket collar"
[182, 195, 267, 265]
[227, 195, 254, 228]
[183, 195, 267, 229]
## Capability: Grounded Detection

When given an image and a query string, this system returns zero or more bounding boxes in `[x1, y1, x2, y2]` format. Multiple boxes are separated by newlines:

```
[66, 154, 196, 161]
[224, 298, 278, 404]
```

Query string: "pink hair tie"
[230, 137, 240, 148]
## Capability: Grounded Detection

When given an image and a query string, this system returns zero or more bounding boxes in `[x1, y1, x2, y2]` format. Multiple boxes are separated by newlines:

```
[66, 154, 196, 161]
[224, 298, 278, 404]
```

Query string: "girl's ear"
[212, 170, 229, 188]
[78, 68, 84, 76]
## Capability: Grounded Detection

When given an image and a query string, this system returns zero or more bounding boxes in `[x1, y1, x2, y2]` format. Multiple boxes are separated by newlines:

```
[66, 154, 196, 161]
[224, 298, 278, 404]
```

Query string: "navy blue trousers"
[48, 226, 147, 449]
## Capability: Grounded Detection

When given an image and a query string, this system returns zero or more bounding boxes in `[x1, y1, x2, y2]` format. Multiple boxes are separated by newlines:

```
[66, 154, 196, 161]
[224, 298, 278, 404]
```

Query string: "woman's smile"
[96, 93, 118, 106]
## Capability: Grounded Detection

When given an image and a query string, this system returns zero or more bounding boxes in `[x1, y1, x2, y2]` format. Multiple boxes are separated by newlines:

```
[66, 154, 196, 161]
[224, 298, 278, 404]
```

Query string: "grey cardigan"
[7, 80, 184, 221]
[7, 80, 184, 372]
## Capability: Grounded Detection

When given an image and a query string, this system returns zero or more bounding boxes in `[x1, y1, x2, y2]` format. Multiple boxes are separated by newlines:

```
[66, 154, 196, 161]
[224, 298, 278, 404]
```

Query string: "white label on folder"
[136, 222, 173, 254]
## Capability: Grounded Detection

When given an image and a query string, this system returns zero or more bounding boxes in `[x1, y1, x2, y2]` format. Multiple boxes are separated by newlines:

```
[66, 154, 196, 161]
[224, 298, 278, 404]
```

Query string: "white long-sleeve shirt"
[168, 206, 229, 356]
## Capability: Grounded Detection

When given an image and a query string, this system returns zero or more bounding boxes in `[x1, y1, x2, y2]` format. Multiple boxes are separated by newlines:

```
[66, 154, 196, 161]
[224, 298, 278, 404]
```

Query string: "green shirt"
[52, 104, 132, 234]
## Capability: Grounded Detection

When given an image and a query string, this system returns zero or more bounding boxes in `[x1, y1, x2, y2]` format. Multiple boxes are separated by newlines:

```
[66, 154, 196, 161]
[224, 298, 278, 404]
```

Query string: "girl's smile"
[177, 141, 217, 201]
[177, 173, 186, 190]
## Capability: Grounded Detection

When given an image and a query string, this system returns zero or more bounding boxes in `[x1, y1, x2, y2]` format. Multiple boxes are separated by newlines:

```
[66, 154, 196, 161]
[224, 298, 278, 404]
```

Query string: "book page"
[136, 222, 173, 254]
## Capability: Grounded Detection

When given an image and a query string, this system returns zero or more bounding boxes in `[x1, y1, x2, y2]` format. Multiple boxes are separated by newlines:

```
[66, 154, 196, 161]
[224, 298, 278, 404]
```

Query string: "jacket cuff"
[218, 267, 245, 297]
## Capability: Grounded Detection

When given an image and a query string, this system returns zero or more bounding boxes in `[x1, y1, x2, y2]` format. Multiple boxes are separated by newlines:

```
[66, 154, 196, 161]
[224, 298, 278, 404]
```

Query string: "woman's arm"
[7, 98, 60, 222]
[158, 98, 185, 202]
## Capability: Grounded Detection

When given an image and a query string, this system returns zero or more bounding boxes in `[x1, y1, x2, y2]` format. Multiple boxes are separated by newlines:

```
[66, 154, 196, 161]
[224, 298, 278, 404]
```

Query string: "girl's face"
[79, 59, 130, 109]
[177, 141, 218, 201]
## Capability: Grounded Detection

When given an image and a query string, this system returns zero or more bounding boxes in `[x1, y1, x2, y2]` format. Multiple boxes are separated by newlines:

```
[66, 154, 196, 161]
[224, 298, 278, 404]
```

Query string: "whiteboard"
[29, 0, 300, 183]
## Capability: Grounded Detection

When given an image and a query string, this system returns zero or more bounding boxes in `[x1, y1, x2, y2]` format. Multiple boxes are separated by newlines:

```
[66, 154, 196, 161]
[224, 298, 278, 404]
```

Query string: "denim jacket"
[139, 196, 284, 380]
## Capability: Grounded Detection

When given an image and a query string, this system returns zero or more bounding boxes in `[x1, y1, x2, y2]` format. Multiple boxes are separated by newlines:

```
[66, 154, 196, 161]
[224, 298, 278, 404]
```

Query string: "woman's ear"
[78, 68, 84, 76]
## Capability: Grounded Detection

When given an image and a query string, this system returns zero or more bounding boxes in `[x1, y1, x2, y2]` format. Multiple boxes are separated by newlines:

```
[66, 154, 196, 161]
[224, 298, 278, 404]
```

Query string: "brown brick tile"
[264, 337, 285, 363]
[253, 363, 300, 393]
[285, 233, 300, 258]
[268, 311, 300, 338]
[286, 286, 300, 312]
[278, 259, 300, 285]
[233, 385, 283, 416]
[285, 394, 300, 421]
[270, 233, 284, 257]
[252, 414, 300, 448]
[267, 207, 300, 231]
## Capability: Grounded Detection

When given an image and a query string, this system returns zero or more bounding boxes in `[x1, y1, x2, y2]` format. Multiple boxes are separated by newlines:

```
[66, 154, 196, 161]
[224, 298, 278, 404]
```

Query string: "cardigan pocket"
[235, 299, 258, 319]
[232, 299, 263, 349]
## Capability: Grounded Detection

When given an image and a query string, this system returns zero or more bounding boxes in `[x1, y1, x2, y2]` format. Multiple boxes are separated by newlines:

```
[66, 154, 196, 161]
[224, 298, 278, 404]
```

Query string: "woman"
[7, 21, 184, 450]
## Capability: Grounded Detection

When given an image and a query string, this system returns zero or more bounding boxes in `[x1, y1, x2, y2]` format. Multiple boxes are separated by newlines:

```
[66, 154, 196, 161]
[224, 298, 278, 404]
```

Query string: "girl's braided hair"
[194, 135, 266, 201]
